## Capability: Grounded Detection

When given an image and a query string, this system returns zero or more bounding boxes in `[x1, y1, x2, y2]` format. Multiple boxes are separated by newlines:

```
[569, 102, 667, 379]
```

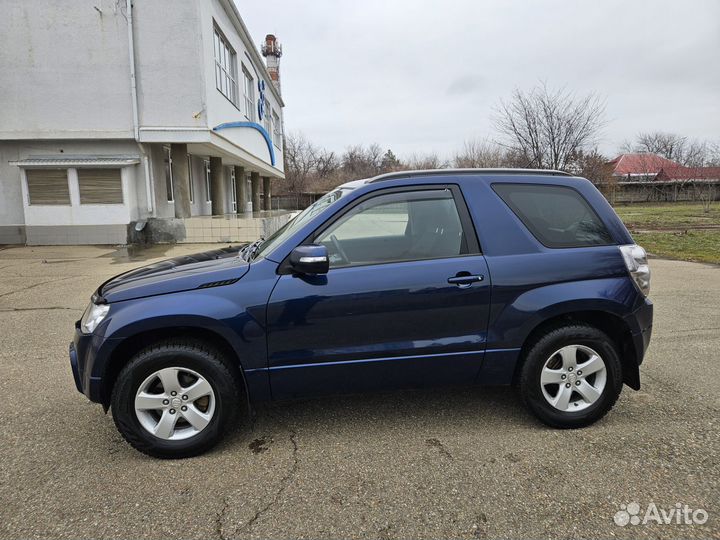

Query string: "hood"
[98, 247, 250, 303]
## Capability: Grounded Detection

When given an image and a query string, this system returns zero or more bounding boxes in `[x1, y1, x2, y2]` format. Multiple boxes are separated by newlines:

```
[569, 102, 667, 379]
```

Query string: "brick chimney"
[261, 34, 282, 95]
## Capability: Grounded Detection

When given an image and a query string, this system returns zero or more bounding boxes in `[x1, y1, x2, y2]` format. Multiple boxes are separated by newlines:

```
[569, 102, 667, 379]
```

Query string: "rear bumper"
[622, 297, 653, 390]
[630, 297, 653, 365]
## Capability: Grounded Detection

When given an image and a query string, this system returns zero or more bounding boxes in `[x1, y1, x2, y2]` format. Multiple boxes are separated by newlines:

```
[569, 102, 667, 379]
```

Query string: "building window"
[164, 147, 174, 202]
[263, 105, 272, 137]
[204, 159, 212, 203]
[25, 169, 71, 205]
[187, 154, 194, 203]
[230, 167, 237, 212]
[214, 25, 238, 106]
[78, 169, 123, 204]
[242, 65, 255, 121]
[272, 109, 282, 148]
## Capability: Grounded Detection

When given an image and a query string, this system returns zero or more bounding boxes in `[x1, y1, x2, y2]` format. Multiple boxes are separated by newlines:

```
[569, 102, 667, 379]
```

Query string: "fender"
[478, 276, 638, 384]
[89, 286, 272, 404]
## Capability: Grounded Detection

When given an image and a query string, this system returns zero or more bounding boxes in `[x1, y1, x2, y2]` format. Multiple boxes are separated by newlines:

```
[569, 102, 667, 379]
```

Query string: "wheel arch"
[512, 310, 640, 390]
[99, 325, 253, 414]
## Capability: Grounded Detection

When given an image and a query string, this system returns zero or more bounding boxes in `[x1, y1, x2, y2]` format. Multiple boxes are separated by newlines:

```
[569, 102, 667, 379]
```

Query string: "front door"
[266, 186, 491, 399]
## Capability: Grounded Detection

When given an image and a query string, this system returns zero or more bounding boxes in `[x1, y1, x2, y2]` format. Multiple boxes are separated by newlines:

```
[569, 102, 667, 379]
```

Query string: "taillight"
[619, 244, 651, 297]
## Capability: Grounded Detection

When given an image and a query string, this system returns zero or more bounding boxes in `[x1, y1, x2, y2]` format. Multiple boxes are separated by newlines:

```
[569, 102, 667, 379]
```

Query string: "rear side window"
[492, 183, 613, 248]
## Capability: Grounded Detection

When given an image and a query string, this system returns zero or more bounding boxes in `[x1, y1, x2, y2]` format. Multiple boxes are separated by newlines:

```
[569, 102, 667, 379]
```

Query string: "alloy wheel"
[134, 367, 216, 440]
[539, 344, 607, 412]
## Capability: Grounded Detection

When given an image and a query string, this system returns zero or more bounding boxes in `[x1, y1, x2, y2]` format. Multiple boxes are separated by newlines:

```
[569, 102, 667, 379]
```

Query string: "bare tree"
[623, 132, 718, 167]
[453, 138, 507, 168]
[282, 132, 321, 205]
[697, 183, 716, 213]
[405, 152, 448, 170]
[493, 83, 605, 170]
[341, 144, 385, 179]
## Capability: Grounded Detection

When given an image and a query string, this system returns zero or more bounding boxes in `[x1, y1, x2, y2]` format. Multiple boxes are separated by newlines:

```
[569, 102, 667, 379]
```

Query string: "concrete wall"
[0, 139, 147, 244]
[133, 0, 207, 129]
[0, 0, 134, 139]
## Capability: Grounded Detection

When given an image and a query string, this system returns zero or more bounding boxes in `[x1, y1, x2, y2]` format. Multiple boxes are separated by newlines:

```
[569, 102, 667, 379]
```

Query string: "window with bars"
[25, 169, 71, 205]
[214, 25, 238, 107]
[242, 65, 255, 121]
[78, 169, 123, 204]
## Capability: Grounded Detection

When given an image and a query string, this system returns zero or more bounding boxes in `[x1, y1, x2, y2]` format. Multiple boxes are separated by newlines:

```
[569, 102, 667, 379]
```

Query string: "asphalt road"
[0, 245, 717, 539]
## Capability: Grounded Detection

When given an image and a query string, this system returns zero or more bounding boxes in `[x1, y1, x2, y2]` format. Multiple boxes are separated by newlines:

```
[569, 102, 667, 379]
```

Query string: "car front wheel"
[111, 340, 241, 458]
[519, 324, 624, 428]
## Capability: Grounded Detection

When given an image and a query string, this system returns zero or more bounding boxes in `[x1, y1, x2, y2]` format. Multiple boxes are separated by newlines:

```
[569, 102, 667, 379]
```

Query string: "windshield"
[251, 187, 353, 260]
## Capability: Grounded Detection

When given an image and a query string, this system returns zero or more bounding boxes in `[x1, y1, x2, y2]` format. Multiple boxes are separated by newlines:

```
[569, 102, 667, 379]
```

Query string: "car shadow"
[229, 385, 540, 443]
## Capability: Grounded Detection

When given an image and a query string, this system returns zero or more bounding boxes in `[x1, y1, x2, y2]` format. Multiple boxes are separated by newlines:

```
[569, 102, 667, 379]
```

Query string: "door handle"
[447, 274, 484, 286]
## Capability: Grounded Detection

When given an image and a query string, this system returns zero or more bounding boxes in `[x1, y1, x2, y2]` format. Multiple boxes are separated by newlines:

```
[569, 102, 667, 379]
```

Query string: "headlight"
[619, 244, 651, 297]
[80, 302, 110, 334]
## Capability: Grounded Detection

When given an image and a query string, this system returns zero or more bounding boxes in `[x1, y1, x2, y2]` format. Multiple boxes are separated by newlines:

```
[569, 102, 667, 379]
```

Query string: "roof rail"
[367, 168, 573, 183]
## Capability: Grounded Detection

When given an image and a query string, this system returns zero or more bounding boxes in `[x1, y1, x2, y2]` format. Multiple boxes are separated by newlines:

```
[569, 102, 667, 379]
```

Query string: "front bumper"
[69, 322, 108, 403]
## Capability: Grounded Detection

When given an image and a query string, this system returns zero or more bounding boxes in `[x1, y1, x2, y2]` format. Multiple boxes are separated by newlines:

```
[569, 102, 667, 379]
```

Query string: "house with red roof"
[604, 153, 719, 203]
[608, 153, 720, 182]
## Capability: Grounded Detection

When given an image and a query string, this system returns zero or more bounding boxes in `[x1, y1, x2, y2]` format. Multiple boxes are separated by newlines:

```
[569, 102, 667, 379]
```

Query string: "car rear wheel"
[111, 340, 241, 458]
[519, 324, 623, 428]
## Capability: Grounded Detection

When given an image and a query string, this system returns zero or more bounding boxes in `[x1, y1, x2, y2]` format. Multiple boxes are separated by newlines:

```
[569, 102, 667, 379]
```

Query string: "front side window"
[253, 188, 352, 260]
[242, 65, 254, 120]
[25, 169, 71, 205]
[164, 147, 173, 202]
[492, 183, 613, 248]
[315, 190, 468, 268]
[214, 25, 238, 106]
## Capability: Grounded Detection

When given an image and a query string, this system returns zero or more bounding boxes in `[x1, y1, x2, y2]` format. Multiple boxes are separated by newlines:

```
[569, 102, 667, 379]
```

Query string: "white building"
[0, 0, 288, 245]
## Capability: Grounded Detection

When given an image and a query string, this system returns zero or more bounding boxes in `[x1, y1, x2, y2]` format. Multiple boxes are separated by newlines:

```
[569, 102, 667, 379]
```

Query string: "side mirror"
[289, 244, 329, 275]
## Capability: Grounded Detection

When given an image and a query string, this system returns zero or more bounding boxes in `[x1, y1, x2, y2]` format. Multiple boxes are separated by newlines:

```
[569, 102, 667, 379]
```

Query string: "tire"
[111, 339, 241, 458]
[519, 324, 623, 428]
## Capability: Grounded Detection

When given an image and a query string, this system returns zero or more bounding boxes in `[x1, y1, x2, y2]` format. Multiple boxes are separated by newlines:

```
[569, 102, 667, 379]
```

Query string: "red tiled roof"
[608, 153, 682, 176]
[657, 166, 720, 181]
[609, 153, 720, 181]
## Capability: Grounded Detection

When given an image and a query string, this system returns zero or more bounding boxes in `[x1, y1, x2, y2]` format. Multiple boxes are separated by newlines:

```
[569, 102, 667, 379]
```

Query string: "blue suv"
[70, 169, 653, 458]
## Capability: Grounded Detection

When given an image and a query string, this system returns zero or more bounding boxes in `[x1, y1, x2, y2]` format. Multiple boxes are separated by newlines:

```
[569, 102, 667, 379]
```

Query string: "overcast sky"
[239, 0, 719, 160]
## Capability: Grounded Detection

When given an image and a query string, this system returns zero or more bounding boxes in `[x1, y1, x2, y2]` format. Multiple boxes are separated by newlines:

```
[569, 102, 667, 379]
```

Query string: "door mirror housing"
[289, 244, 329, 275]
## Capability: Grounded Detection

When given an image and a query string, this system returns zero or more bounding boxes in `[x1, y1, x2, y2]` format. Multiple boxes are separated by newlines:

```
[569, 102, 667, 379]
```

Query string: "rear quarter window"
[492, 183, 613, 248]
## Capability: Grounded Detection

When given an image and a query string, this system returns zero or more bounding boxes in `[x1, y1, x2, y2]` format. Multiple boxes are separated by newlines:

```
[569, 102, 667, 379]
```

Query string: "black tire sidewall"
[111, 343, 239, 458]
[520, 325, 623, 428]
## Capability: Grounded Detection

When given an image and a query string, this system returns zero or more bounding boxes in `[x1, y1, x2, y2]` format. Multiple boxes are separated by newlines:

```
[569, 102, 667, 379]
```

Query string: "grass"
[631, 230, 720, 265]
[615, 202, 720, 229]
[614, 203, 720, 264]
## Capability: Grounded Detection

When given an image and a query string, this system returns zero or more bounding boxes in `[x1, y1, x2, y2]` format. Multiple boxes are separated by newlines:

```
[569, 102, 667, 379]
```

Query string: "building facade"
[0, 0, 287, 245]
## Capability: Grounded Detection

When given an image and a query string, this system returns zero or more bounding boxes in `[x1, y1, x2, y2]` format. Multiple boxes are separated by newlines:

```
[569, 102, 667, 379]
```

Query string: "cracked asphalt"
[0, 245, 718, 539]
